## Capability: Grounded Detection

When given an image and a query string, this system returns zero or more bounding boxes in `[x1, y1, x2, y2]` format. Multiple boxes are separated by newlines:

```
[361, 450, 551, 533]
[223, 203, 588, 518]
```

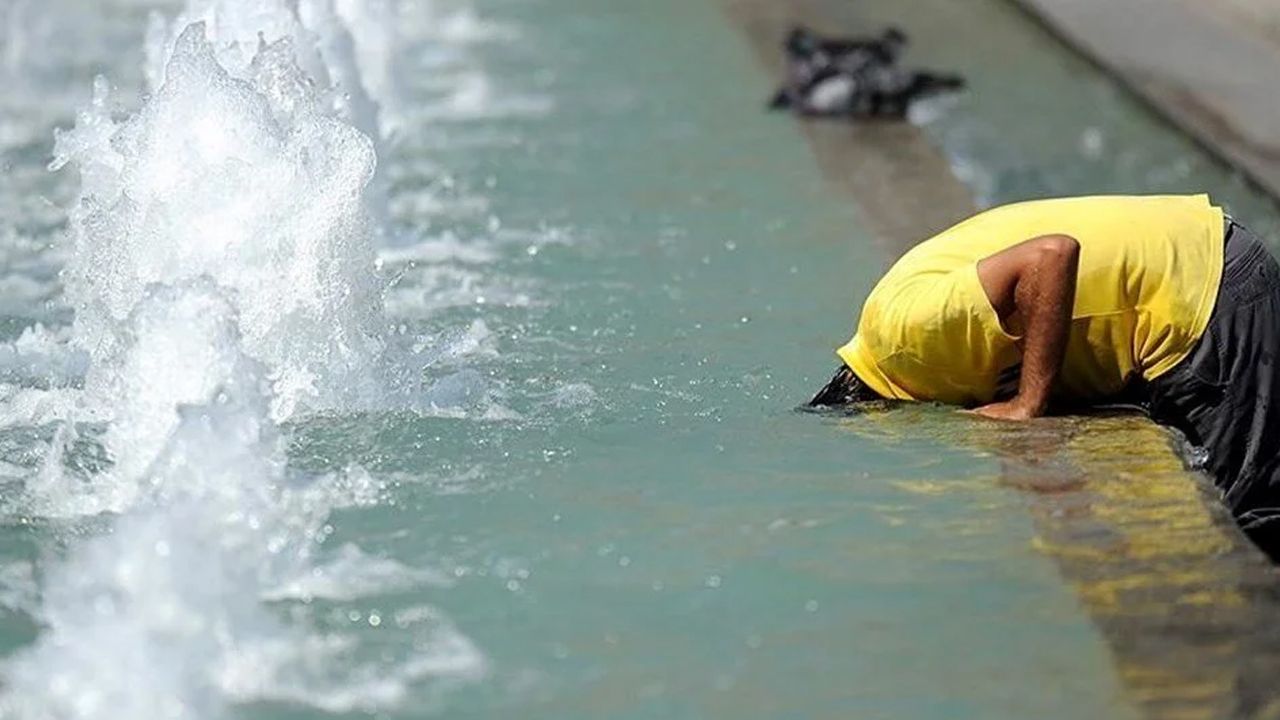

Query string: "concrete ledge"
[1014, 0, 1280, 200]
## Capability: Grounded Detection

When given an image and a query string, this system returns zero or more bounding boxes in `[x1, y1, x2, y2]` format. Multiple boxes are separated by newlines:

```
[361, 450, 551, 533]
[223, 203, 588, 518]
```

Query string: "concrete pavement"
[1015, 0, 1280, 200]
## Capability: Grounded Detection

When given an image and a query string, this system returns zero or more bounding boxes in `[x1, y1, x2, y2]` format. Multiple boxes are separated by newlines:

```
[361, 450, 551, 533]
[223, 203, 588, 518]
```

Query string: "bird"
[768, 25, 964, 120]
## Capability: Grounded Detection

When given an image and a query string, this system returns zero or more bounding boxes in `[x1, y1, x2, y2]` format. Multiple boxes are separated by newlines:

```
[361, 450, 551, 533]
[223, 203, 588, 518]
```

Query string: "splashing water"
[57, 23, 390, 427]
[2, 1, 487, 715]
[25, 280, 267, 515]
[333, 0, 405, 134]
[4, 284, 483, 719]
[144, 0, 380, 144]
[142, 0, 403, 227]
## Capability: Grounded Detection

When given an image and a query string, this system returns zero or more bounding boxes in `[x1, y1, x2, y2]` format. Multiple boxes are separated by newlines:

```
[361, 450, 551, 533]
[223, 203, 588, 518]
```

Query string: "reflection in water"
[835, 406, 1280, 720]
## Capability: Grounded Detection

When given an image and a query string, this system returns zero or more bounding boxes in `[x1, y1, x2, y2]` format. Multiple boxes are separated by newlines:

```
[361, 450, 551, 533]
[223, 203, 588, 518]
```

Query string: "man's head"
[808, 365, 881, 407]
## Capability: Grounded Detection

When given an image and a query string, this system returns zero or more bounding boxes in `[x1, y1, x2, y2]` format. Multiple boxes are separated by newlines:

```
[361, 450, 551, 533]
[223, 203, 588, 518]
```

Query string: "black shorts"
[1148, 221, 1280, 556]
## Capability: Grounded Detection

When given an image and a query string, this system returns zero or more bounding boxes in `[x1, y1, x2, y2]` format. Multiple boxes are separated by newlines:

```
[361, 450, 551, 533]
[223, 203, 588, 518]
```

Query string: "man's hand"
[970, 399, 1038, 421]
[975, 234, 1081, 420]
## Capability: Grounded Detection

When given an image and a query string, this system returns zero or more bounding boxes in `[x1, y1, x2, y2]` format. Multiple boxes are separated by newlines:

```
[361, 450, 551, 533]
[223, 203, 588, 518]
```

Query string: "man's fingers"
[967, 401, 1036, 422]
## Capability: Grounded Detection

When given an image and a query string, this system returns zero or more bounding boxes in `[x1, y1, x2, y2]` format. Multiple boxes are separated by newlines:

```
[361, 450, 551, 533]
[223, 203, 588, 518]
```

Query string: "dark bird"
[768, 25, 964, 120]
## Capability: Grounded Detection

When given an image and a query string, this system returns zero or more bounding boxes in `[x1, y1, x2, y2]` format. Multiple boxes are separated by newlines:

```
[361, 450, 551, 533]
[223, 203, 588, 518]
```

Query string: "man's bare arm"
[972, 234, 1080, 420]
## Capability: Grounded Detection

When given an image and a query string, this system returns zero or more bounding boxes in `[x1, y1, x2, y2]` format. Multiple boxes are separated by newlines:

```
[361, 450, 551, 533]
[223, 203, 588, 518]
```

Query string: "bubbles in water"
[551, 382, 598, 409]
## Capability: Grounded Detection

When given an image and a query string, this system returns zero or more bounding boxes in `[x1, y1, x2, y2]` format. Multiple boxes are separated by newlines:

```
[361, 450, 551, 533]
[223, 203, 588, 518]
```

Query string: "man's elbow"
[1032, 234, 1080, 266]
[1029, 233, 1080, 269]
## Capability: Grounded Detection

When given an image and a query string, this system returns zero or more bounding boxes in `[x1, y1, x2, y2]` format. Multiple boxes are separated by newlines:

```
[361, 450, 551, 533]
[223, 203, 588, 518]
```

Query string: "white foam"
[5, 337, 484, 718]
[0, 0, 517, 714]
[5, 5, 492, 716]
[550, 382, 598, 409]
[92, 281, 271, 503]
[57, 25, 391, 423]
[0, 324, 86, 390]
[0, 386, 80, 430]
[263, 543, 452, 603]
[6, 281, 285, 719]
[145, 0, 380, 144]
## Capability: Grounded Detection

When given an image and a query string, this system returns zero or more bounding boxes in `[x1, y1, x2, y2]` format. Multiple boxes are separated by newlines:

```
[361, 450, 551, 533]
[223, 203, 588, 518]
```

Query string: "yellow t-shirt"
[838, 194, 1225, 406]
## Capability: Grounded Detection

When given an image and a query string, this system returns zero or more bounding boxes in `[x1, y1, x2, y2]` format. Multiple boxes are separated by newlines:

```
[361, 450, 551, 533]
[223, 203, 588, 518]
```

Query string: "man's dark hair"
[808, 365, 882, 407]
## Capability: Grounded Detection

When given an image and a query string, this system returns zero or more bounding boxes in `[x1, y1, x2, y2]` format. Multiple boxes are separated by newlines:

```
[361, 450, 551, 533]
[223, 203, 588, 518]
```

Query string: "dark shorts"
[1148, 221, 1280, 557]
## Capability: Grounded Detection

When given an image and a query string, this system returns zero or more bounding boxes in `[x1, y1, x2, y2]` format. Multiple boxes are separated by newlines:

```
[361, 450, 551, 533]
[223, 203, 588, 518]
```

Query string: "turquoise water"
[1, 0, 1278, 718]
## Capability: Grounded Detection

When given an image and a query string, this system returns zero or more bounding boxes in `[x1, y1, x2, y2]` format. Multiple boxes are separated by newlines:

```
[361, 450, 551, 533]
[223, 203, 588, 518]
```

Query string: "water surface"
[0, 0, 1279, 718]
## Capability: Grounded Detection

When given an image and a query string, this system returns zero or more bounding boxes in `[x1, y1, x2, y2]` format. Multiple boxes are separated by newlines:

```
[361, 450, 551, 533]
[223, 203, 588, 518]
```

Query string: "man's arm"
[972, 234, 1080, 421]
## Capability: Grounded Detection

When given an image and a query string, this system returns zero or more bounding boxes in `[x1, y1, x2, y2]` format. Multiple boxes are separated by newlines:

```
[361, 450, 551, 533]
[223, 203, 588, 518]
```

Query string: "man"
[812, 194, 1280, 558]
